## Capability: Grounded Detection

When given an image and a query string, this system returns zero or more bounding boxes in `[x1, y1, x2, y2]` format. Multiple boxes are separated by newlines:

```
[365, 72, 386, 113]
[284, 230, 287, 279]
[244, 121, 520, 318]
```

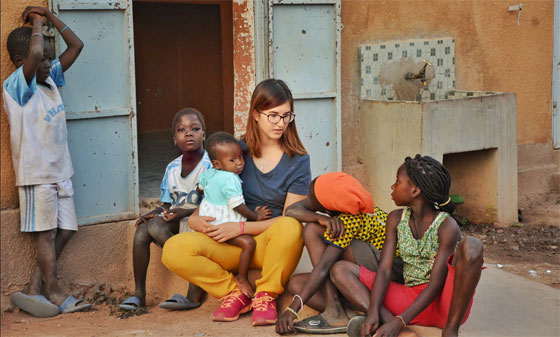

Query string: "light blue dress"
[198, 168, 246, 225]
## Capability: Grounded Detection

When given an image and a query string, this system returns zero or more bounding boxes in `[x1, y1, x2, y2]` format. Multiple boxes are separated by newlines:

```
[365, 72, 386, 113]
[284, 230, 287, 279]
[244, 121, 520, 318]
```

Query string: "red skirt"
[358, 254, 475, 328]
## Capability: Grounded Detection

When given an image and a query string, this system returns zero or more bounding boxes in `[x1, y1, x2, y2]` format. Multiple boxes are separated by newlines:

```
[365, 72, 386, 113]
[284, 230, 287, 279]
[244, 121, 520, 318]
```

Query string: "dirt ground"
[1, 222, 559, 337]
[461, 222, 560, 289]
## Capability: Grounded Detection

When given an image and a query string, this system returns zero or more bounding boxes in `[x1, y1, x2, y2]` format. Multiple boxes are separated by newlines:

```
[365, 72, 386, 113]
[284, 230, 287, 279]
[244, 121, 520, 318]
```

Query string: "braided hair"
[404, 154, 455, 214]
[7, 27, 33, 65]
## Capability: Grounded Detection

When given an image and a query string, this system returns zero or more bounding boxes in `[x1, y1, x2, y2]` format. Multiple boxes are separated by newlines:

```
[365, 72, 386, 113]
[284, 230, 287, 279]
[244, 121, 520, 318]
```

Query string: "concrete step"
[519, 193, 560, 225]
[518, 166, 559, 207]
[553, 172, 560, 194]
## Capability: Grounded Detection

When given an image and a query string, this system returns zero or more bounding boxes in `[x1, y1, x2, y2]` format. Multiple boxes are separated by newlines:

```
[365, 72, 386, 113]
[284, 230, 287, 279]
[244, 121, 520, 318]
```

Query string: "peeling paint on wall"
[233, 0, 256, 137]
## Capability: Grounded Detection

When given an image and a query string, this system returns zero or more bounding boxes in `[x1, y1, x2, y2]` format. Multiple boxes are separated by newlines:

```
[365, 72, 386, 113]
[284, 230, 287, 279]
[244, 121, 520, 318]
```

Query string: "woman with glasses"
[162, 79, 311, 327]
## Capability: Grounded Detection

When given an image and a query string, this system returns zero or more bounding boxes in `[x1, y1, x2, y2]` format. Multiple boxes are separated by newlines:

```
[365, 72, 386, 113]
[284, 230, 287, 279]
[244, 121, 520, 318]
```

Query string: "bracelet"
[59, 25, 69, 33]
[285, 307, 300, 320]
[239, 221, 245, 235]
[395, 315, 406, 328]
[293, 294, 304, 312]
[31, 33, 44, 38]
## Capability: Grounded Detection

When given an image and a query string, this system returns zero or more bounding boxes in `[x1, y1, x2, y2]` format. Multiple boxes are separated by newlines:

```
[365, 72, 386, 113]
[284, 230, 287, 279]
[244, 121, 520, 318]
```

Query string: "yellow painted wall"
[341, 0, 555, 182]
[0, 0, 42, 208]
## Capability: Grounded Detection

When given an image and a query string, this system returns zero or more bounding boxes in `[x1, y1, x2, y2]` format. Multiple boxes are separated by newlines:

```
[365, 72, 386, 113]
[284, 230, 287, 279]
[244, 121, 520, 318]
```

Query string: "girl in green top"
[329, 155, 484, 337]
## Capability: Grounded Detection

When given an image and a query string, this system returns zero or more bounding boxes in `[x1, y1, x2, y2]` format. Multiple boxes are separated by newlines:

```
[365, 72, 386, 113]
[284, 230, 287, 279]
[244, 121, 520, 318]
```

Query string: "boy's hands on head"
[22, 6, 84, 72]
[26, 13, 46, 26]
[254, 205, 272, 220]
[22, 7, 51, 23]
[318, 215, 345, 239]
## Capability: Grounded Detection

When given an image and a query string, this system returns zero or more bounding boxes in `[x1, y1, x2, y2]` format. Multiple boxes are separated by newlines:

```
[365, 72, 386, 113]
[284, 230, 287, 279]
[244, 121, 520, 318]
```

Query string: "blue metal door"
[50, 0, 139, 225]
[265, 0, 342, 177]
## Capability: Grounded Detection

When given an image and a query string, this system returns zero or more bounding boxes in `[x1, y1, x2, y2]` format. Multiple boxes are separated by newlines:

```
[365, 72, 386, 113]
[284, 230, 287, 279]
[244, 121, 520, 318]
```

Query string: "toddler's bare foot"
[235, 275, 255, 298]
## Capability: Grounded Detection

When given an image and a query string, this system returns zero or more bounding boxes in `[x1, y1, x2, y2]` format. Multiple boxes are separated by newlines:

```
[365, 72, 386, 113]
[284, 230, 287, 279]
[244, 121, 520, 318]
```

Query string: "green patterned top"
[397, 208, 449, 287]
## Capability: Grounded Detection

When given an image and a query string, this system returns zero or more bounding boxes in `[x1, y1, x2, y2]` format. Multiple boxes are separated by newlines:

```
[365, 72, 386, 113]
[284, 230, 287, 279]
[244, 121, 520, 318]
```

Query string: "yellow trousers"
[161, 216, 303, 298]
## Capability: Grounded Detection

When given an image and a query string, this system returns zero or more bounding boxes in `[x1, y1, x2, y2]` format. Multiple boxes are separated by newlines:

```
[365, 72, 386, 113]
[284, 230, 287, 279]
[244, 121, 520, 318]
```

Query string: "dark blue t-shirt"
[239, 140, 311, 217]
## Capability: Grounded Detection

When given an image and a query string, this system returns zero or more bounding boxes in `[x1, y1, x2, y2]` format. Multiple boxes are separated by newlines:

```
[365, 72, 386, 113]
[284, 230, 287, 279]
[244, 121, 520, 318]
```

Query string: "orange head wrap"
[313, 172, 374, 215]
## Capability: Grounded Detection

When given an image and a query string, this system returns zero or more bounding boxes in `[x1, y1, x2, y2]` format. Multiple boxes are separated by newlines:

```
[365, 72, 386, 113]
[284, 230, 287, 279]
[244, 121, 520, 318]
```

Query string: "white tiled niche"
[360, 38, 455, 101]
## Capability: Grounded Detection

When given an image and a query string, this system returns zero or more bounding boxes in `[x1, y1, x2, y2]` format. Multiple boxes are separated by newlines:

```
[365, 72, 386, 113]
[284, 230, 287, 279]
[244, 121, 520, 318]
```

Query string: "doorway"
[133, 0, 233, 198]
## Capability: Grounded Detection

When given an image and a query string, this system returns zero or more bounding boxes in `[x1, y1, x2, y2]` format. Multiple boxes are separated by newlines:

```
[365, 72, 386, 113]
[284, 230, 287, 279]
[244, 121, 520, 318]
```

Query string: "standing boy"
[4, 6, 88, 317]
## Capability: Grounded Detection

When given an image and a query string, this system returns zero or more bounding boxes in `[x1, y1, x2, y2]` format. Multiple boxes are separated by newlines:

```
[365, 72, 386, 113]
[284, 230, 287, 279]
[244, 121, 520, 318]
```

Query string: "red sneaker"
[212, 289, 252, 322]
[251, 291, 277, 326]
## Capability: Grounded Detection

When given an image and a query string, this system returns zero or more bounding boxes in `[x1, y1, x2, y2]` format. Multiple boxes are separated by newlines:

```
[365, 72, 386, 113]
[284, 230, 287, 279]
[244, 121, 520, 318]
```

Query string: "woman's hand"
[205, 221, 241, 242]
[318, 215, 345, 239]
[187, 214, 215, 233]
[370, 318, 404, 337]
[275, 309, 297, 335]
[360, 312, 381, 337]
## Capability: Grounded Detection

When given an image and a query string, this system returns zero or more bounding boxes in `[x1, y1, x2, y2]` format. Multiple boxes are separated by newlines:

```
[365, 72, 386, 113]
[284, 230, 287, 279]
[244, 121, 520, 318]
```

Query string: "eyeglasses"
[259, 111, 295, 124]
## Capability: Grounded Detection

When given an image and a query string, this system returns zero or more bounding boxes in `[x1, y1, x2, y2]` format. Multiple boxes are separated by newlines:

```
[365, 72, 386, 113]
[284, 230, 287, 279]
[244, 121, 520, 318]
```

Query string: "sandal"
[293, 314, 347, 334]
[159, 294, 200, 310]
[119, 296, 143, 312]
[347, 315, 366, 337]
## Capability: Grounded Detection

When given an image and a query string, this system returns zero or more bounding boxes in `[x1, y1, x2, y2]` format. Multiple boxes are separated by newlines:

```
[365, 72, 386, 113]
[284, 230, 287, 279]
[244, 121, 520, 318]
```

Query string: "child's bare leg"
[301, 223, 347, 326]
[131, 216, 179, 304]
[228, 234, 256, 297]
[132, 222, 153, 304]
[442, 237, 483, 337]
[330, 260, 394, 323]
[37, 229, 67, 305]
[282, 245, 357, 312]
[25, 229, 75, 295]
[284, 273, 324, 311]
[186, 283, 205, 304]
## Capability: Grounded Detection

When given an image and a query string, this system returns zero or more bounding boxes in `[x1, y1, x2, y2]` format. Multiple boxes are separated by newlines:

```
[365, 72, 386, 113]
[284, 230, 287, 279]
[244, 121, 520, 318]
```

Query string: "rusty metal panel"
[50, 0, 139, 225]
[268, 0, 341, 177]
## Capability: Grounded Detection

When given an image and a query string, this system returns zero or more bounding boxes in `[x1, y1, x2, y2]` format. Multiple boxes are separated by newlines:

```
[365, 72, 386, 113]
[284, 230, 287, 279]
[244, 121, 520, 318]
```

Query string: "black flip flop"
[293, 314, 347, 334]
[346, 315, 366, 337]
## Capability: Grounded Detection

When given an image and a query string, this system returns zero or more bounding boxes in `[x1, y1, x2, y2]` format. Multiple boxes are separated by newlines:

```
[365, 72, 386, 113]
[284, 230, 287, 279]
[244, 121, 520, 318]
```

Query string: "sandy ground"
[2, 223, 558, 337]
[461, 222, 560, 289]
[1, 296, 322, 337]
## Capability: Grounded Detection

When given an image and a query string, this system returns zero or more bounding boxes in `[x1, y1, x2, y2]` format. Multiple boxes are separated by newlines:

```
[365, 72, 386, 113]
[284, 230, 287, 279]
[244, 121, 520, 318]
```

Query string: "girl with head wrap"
[276, 172, 403, 335]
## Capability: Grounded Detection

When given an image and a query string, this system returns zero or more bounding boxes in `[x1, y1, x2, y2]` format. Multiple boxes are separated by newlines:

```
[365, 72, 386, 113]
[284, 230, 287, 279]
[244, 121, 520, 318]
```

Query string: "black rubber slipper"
[293, 314, 347, 334]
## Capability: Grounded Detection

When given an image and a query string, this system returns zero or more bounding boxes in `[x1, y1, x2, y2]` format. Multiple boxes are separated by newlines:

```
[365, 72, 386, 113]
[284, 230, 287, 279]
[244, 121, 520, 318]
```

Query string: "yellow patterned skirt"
[323, 205, 399, 257]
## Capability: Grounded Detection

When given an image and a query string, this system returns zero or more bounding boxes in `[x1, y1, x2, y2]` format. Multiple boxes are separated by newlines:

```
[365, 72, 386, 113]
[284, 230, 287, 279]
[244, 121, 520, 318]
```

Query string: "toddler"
[199, 132, 271, 296]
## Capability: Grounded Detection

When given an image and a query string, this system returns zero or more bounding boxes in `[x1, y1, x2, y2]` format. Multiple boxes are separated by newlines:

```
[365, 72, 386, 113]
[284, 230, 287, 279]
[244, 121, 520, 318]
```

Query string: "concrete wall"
[340, 0, 558, 211]
[0, 0, 31, 209]
[359, 93, 518, 224]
